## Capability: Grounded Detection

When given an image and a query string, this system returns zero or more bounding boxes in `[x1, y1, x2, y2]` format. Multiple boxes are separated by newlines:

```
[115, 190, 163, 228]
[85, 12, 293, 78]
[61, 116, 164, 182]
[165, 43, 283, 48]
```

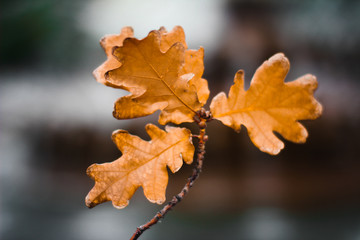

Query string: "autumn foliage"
[86, 26, 322, 239]
[86, 124, 194, 209]
[210, 54, 322, 154]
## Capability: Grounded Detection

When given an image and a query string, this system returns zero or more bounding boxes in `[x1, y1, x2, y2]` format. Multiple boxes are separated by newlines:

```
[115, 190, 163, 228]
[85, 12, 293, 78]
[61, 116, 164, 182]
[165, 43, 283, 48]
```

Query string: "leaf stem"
[129, 109, 211, 240]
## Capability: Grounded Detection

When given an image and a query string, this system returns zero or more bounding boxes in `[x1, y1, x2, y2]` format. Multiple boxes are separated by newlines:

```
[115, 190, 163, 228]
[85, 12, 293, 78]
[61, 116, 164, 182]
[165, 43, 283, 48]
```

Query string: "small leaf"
[85, 124, 194, 209]
[93, 27, 134, 87]
[210, 53, 323, 155]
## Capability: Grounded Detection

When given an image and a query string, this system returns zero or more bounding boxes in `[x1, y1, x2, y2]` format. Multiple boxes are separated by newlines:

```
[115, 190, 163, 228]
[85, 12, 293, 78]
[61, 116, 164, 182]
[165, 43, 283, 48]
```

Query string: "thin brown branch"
[129, 110, 210, 240]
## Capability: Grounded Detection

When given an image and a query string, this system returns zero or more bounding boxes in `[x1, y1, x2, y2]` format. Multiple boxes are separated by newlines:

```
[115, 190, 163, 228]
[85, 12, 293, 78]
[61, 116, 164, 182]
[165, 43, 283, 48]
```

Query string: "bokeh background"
[1, 0, 360, 239]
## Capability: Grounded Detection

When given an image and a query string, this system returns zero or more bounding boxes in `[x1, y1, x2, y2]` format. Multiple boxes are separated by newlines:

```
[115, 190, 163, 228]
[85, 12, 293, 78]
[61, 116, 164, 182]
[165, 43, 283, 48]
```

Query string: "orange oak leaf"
[93, 26, 134, 87]
[93, 26, 209, 124]
[105, 29, 203, 125]
[85, 124, 194, 209]
[210, 53, 323, 155]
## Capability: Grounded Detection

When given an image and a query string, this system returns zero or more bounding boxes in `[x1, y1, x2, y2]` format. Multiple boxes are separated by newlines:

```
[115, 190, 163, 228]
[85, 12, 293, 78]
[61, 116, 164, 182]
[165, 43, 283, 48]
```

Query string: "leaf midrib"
[91, 136, 189, 200]
[133, 41, 196, 113]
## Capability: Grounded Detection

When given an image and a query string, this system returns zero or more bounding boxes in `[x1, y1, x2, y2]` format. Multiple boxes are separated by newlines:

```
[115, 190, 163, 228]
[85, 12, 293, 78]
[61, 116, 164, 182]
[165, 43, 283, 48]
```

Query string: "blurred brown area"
[1, 0, 360, 240]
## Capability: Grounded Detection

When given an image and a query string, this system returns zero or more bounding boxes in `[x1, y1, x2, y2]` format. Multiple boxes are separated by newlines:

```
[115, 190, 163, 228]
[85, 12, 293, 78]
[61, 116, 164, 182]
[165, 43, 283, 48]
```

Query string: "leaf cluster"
[86, 26, 322, 210]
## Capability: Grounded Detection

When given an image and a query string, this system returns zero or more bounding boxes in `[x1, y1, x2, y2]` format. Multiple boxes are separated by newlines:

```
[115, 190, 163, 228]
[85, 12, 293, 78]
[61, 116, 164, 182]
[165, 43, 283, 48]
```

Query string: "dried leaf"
[210, 53, 323, 155]
[106, 29, 203, 125]
[86, 124, 194, 209]
[93, 26, 209, 124]
[93, 27, 134, 87]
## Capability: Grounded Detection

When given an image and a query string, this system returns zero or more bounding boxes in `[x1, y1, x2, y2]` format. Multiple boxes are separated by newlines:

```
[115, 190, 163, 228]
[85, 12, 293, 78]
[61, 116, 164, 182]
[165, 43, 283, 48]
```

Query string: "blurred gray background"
[1, 0, 360, 239]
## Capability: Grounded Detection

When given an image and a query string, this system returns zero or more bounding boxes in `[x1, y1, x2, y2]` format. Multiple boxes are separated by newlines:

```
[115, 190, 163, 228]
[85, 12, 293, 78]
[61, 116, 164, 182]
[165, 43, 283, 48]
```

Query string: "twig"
[129, 110, 210, 240]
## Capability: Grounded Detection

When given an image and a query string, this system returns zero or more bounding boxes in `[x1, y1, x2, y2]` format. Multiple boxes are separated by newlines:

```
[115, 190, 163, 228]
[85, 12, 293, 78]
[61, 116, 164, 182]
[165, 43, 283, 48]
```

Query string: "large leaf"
[86, 124, 194, 209]
[107, 29, 203, 125]
[210, 53, 323, 155]
[93, 26, 208, 125]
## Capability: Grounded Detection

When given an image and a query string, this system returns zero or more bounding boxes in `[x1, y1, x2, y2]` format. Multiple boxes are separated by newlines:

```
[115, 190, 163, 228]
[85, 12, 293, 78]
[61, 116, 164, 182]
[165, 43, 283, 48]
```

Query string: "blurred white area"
[68, 206, 137, 240]
[0, 73, 127, 130]
[78, 0, 226, 55]
[238, 208, 294, 240]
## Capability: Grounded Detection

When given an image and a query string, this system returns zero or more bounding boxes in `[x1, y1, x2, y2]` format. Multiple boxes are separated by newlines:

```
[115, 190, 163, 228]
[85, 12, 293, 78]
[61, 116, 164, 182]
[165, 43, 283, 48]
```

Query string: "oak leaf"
[210, 53, 323, 155]
[93, 26, 208, 124]
[85, 124, 194, 209]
